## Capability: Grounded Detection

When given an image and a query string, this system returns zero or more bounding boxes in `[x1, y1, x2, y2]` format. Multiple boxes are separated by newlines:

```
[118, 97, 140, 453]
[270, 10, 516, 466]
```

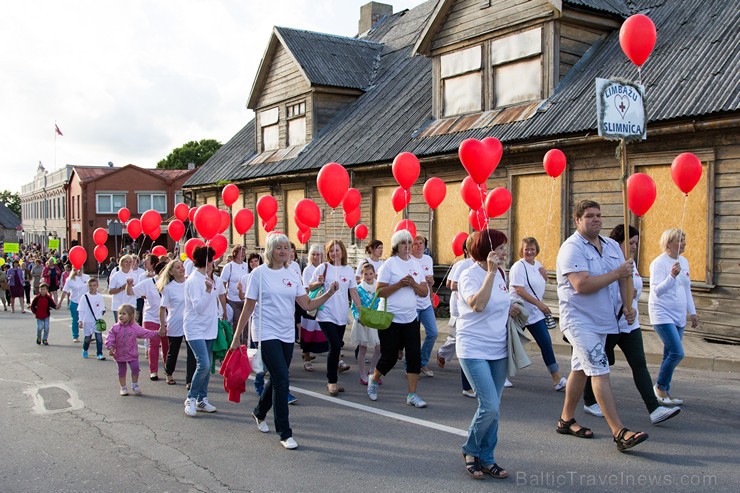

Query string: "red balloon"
[185, 238, 204, 261]
[342, 188, 362, 214]
[256, 195, 278, 221]
[344, 207, 361, 228]
[126, 218, 142, 239]
[297, 228, 311, 245]
[354, 223, 368, 241]
[460, 176, 487, 210]
[117, 207, 130, 223]
[141, 209, 162, 236]
[452, 232, 469, 257]
[262, 215, 277, 232]
[459, 138, 502, 184]
[543, 149, 567, 178]
[294, 215, 309, 233]
[423, 177, 447, 210]
[626, 173, 657, 217]
[392, 152, 420, 189]
[485, 187, 512, 219]
[93, 245, 108, 263]
[295, 198, 321, 228]
[234, 209, 255, 235]
[194, 204, 221, 240]
[93, 227, 108, 246]
[218, 210, 231, 234]
[152, 245, 167, 257]
[68, 246, 87, 269]
[148, 229, 161, 241]
[394, 219, 417, 237]
[317, 162, 350, 209]
[209, 234, 228, 259]
[391, 186, 411, 213]
[168, 219, 185, 242]
[174, 203, 189, 222]
[469, 208, 488, 232]
[432, 293, 440, 309]
[222, 184, 240, 207]
[671, 152, 702, 195]
[619, 14, 657, 67]
[188, 207, 197, 223]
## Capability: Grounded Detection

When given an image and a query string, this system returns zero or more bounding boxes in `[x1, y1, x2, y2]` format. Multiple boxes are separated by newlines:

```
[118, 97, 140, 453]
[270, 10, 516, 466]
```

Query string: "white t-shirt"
[161, 280, 185, 337]
[619, 264, 642, 333]
[214, 273, 227, 316]
[311, 264, 357, 326]
[183, 270, 219, 341]
[77, 292, 105, 336]
[556, 232, 624, 334]
[355, 257, 385, 279]
[377, 256, 425, 324]
[303, 263, 320, 289]
[221, 261, 249, 302]
[456, 264, 510, 360]
[109, 269, 137, 311]
[246, 265, 304, 343]
[137, 270, 153, 284]
[287, 261, 302, 279]
[412, 254, 434, 310]
[184, 259, 195, 277]
[509, 259, 546, 325]
[62, 274, 91, 304]
[132, 277, 162, 324]
[648, 253, 696, 326]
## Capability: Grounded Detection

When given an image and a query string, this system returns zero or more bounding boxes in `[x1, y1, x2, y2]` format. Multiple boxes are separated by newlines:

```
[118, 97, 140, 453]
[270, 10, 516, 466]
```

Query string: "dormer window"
[491, 27, 542, 107]
[287, 101, 306, 146]
[260, 107, 279, 151]
[441, 46, 482, 117]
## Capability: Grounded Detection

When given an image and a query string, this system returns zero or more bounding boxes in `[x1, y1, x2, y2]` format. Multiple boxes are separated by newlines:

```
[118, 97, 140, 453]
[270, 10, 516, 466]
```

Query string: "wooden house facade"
[183, 0, 740, 343]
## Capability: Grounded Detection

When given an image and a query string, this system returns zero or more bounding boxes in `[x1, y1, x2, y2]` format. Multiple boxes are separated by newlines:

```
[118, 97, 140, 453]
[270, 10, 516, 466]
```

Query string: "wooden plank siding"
[558, 22, 606, 80]
[313, 92, 362, 133]
[256, 44, 310, 109]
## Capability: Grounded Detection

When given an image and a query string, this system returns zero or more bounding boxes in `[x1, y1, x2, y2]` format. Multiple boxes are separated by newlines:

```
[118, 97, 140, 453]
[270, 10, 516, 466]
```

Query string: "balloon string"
[679, 194, 688, 234]
[541, 178, 556, 269]
[477, 184, 493, 250]
[637, 66, 643, 87]
[433, 262, 454, 297]
[637, 216, 643, 268]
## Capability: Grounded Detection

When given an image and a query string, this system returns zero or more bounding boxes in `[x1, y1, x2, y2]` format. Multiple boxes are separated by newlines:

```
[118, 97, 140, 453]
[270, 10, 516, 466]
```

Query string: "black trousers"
[376, 319, 421, 375]
[165, 335, 195, 381]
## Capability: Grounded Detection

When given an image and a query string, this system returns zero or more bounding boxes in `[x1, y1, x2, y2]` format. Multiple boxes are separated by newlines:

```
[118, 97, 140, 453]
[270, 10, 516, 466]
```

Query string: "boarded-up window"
[491, 28, 542, 107]
[635, 163, 709, 282]
[373, 186, 397, 258]
[511, 173, 562, 271]
[256, 192, 271, 247]
[260, 107, 279, 151]
[434, 181, 469, 265]
[441, 45, 482, 116]
[231, 200, 242, 246]
[288, 117, 306, 146]
[285, 189, 305, 248]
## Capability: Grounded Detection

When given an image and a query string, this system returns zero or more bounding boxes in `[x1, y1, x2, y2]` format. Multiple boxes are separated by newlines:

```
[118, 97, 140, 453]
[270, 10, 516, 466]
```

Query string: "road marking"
[23, 382, 85, 415]
[51, 317, 72, 322]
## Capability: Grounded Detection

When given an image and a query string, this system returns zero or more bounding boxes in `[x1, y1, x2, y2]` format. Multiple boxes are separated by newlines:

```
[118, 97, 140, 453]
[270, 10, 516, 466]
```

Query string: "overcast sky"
[0, 0, 425, 193]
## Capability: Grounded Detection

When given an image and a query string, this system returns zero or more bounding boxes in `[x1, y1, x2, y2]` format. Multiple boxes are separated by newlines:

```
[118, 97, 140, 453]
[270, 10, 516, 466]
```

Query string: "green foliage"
[156, 139, 222, 170]
[0, 190, 21, 218]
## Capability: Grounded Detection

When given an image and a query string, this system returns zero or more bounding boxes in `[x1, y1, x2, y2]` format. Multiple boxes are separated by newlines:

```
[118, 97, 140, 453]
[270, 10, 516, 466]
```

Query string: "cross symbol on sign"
[619, 101, 626, 112]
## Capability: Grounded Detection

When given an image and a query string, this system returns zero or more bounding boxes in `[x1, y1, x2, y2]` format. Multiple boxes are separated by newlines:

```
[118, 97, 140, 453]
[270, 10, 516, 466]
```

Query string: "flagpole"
[54, 120, 58, 170]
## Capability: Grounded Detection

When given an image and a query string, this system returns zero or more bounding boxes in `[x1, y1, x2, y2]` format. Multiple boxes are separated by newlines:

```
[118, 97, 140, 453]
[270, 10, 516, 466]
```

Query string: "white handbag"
[246, 269, 264, 374]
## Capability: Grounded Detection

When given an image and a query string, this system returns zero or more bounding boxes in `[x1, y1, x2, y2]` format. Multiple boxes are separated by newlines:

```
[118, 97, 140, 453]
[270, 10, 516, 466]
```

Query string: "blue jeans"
[83, 332, 103, 356]
[187, 339, 214, 401]
[526, 318, 559, 374]
[417, 305, 438, 368]
[653, 323, 685, 393]
[69, 301, 79, 339]
[254, 339, 294, 440]
[459, 357, 508, 466]
[36, 317, 50, 340]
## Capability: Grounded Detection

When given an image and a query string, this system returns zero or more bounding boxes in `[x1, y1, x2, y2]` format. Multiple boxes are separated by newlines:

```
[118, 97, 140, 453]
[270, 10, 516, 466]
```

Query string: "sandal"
[303, 361, 314, 372]
[436, 354, 445, 368]
[327, 383, 339, 396]
[482, 463, 508, 479]
[614, 428, 648, 452]
[462, 454, 484, 479]
[166, 375, 176, 385]
[556, 418, 594, 438]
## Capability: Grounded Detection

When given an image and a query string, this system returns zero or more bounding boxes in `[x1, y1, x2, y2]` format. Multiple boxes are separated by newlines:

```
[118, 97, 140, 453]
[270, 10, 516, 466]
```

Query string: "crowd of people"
[1, 198, 699, 474]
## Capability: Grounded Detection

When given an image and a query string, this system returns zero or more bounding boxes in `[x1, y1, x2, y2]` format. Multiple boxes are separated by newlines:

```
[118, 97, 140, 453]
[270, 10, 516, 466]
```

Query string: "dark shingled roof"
[185, 0, 739, 188]
[0, 202, 21, 230]
[563, 0, 631, 16]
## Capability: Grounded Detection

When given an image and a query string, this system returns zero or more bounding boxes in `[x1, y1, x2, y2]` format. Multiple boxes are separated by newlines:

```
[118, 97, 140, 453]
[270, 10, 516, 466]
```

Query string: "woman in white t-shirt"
[355, 240, 384, 282]
[457, 229, 519, 480]
[132, 259, 168, 380]
[230, 233, 337, 450]
[309, 240, 362, 396]
[60, 267, 90, 343]
[649, 228, 698, 406]
[508, 237, 566, 391]
[300, 244, 328, 371]
[157, 259, 192, 386]
[367, 230, 428, 408]
[108, 255, 137, 322]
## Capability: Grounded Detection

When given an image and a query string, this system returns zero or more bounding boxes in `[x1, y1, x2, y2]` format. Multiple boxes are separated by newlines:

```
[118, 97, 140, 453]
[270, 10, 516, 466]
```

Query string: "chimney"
[358, 2, 393, 34]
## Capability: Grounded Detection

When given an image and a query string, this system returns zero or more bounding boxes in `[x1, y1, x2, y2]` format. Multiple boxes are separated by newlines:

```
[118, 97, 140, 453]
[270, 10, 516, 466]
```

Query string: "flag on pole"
[55, 123, 63, 136]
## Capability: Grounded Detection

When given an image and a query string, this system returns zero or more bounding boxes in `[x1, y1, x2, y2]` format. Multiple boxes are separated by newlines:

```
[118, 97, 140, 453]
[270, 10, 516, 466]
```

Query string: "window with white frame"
[174, 191, 184, 206]
[491, 27, 542, 107]
[138, 193, 167, 213]
[441, 45, 482, 116]
[287, 101, 306, 146]
[260, 107, 279, 151]
[96, 193, 126, 214]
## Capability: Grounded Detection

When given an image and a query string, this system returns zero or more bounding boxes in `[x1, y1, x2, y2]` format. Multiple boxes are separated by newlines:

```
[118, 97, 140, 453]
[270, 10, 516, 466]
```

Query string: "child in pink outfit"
[105, 304, 166, 396]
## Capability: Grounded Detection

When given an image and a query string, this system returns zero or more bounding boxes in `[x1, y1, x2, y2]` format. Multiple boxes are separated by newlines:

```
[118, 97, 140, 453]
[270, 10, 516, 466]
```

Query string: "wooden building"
[183, 0, 739, 342]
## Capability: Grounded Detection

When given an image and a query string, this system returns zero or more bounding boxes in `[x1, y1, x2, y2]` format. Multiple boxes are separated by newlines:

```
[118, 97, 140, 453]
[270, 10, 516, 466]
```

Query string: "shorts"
[562, 326, 610, 377]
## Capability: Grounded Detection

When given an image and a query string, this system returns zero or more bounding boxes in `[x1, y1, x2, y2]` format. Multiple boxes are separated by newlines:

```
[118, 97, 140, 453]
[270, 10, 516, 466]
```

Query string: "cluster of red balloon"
[92, 227, 109, 263]
[391, 152, 421, 235]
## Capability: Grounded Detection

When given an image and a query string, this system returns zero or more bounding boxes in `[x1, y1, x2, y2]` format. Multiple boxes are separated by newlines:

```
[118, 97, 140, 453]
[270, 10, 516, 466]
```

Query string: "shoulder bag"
[521, 260, 556, 329]
[359, 291, 393, 330]
[85, 294, 107, 332]
[306, 262, 328, 318]
[246, 269, 264, 374]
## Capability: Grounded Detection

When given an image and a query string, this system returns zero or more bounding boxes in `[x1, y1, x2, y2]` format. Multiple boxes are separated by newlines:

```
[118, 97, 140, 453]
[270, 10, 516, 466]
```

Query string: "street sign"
[49, 239, 60, 250]
[4, 242, 19, 253]
[596, 77, 646, 141]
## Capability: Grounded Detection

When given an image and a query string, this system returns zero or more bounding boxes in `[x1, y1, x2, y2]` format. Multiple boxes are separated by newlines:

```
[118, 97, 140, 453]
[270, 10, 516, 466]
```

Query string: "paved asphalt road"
[2, 308, 739, 493]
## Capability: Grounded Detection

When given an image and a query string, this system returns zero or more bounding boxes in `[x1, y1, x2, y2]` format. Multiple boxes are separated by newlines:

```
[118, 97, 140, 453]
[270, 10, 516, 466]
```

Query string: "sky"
[0, 0, 425, 193]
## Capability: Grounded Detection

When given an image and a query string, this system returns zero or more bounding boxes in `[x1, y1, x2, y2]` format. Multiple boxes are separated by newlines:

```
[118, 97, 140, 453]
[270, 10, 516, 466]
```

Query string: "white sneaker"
[196, 397, 217, 413]
[253, 413, 269, 433]
[462, 389, 477, 398]
[184, 398, 197, 417]
[120, 386, 129, 396]
[367, 376, 378, 401]
[406, 393, 427, 408]
[584, 403, 604, 418]
[504, 379, 513, 388]
[553, 377, 567, 391]
[650, 405, 681, 425]
[280, 437, 298, 449]
[653, 384, 683, 405]
[131, 383, 143, 396]
[420, 366, 435, 377]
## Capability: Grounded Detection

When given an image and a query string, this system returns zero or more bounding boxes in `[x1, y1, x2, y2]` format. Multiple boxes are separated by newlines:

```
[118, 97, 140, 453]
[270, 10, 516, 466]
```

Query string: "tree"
[157, 139, 222, 170]
[0, 190, 21, 218]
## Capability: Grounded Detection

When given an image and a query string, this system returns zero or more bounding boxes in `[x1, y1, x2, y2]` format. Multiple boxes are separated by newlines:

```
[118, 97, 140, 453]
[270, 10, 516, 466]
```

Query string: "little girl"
[105, 304, 166, 396]
[350, 262, 382, 385]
